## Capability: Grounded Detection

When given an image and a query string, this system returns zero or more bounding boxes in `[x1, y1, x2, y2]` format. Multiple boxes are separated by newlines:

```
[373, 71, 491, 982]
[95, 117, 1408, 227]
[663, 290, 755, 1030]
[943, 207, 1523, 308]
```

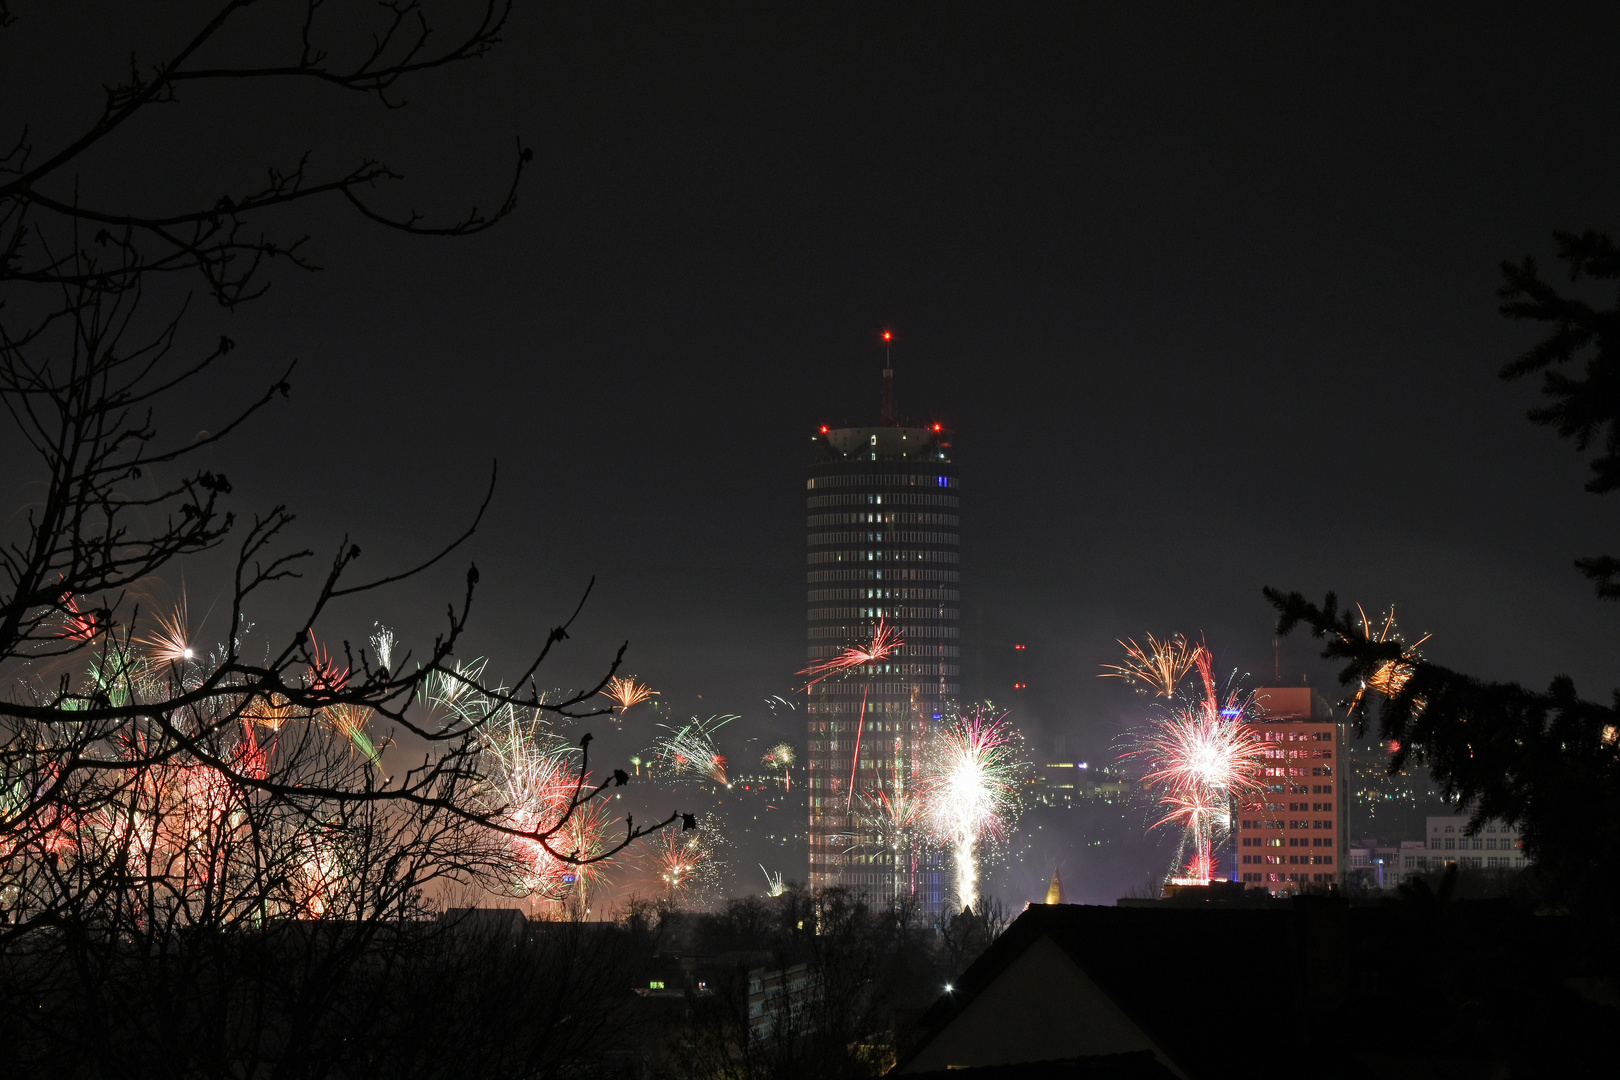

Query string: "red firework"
[798, 618, 904, 688]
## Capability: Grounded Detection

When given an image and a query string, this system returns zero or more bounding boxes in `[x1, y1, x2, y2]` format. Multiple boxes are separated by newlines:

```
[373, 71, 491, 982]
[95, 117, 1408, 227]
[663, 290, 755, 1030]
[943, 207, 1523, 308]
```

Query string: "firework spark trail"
[462, 689, 616, 902]
[653, 820, 719, 903]
[304, 633, 382, 762]
[853, 785, 924, 898]
[760, 864, 786, 897]
[652, 715, 733, 785]
[1100, 633, 1200, 698]
[369, 623, 396, 671]
[139, 595, 193, 665]
[324, 704, 382, 764]
[762, 742, 795, 791]
[601, 676, 658, 716]
[1117, 639, 1267, 884]
[922, 707, 1024, 912]
[1345, 605, 1430, 715]
[847, 683, 869, 810]
[798, 618, 904, 688]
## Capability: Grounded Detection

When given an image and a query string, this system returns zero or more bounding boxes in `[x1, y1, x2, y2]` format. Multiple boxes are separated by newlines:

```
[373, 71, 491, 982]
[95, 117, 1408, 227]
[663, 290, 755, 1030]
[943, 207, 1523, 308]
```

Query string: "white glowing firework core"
[925, 710, 1022, 913]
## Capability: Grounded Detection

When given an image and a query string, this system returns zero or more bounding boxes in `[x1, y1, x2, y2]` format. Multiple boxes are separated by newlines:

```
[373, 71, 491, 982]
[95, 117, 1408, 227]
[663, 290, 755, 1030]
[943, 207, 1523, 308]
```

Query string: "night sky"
[10, 3, 1620, 902]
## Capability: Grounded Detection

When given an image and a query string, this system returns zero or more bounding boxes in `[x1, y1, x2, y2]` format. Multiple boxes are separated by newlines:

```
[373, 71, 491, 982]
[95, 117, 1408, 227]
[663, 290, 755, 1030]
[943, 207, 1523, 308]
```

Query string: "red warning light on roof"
[882, 331, 893, 342]
[819, 426, 829, 434]
[932, 423, 942, 432]
[1015, 644, 1026, 650]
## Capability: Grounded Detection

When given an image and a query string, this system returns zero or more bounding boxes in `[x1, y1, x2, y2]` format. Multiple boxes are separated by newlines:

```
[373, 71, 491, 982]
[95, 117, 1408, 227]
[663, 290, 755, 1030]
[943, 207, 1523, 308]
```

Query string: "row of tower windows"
[806, 474, 958, 490]
[805, 662, 958, 677]
[807, 720, 917, 733]
[807, 588, 958, 602]
[809, 549, 960, 565]
[807, 512, 959, 528]
[808, 531, 959, 546]
[809, 624, 959, 640]
[811, 681, 959, 696]
[807, 493, 959, 509]
[808, 699, 948, 714]
[807, 568, 960, 584]
[809, 607, 960, 622]
[806, 644, 959, 659]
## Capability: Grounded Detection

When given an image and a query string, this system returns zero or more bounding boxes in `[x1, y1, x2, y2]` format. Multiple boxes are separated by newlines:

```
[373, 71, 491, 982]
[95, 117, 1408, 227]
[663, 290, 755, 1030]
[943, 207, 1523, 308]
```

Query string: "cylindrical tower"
[805, 388, 959, 914]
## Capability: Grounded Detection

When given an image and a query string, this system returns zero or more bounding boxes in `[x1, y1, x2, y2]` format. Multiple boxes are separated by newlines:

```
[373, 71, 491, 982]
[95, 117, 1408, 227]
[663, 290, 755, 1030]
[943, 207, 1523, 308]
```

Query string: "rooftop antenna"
[1273, 637, 1280, 683]
[880, 330, 896, 426]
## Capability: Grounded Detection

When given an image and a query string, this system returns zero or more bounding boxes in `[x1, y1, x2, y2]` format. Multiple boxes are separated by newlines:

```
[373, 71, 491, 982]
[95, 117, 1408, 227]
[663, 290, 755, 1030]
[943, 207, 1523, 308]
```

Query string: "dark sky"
[8, 3, 1620, 900]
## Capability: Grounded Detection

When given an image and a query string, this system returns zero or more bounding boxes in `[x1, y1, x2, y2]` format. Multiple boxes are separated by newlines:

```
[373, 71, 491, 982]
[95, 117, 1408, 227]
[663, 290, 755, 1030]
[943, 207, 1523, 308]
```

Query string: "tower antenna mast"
[880, 330, 896, 426]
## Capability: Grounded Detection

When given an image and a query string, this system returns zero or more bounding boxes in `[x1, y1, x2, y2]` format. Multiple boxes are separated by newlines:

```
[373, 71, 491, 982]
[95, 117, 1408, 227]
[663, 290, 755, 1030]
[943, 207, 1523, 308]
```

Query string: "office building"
[805, 360, 956, 910]
[1235, 687, 1347, 892]
[1400, 815, 1527, 873]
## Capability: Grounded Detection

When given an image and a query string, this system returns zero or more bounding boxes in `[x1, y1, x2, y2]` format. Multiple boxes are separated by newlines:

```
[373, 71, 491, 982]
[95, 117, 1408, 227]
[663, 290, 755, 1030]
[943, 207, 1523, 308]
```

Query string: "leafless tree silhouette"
[0, 1, 679, 953]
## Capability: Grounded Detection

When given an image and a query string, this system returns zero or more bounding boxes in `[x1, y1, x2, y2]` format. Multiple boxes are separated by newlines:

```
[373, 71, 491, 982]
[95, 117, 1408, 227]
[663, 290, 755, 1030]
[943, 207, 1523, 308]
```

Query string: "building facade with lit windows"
[804, 365, 956, 913]
[1401, 815, 1527, 873]
[1235, 687, 1348, 893]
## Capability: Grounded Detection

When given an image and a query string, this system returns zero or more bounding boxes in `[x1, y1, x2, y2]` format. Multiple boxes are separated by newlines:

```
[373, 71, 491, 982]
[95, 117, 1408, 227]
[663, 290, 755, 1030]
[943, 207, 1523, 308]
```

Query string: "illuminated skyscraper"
[804, 359, 957, 911]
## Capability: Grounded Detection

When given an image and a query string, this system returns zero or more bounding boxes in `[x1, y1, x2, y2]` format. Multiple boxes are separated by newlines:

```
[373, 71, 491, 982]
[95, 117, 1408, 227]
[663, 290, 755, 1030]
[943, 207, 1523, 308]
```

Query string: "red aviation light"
[819, 426, 829, 434]
[882, 331, 893, 342]
[932, 423, 942, 431]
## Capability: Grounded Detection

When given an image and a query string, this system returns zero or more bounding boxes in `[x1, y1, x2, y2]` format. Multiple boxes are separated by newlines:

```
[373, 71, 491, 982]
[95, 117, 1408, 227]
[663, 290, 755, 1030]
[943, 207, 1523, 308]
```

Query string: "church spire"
[1045, 867, 1067, 905]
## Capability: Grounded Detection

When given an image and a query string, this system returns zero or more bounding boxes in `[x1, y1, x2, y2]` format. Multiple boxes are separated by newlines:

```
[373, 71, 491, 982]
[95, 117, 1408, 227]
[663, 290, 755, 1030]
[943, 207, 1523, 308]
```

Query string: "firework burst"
[922, 707, 1025, 911]
[323, 703, 382, 764]
[652, 715, 733, 785]
[651, 818, 721, 903]
[425, 666, 619, 903]
[1118, 643, 1266, 885]
[1100, 633, 1199, 698]
[799, 618, 904, 688]
[601, 676, 658, 716]
[1345, 605, 1430, 715]
[138, 595, 194, 665]
[369, 623, 397, 671]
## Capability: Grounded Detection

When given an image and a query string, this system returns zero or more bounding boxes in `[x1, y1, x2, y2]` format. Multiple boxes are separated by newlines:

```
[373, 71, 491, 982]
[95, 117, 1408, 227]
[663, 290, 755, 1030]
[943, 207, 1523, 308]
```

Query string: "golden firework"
[601, 676, 658, 715]
[1100, 633, 1202, 698]
[1347, 605, 1430, 715]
